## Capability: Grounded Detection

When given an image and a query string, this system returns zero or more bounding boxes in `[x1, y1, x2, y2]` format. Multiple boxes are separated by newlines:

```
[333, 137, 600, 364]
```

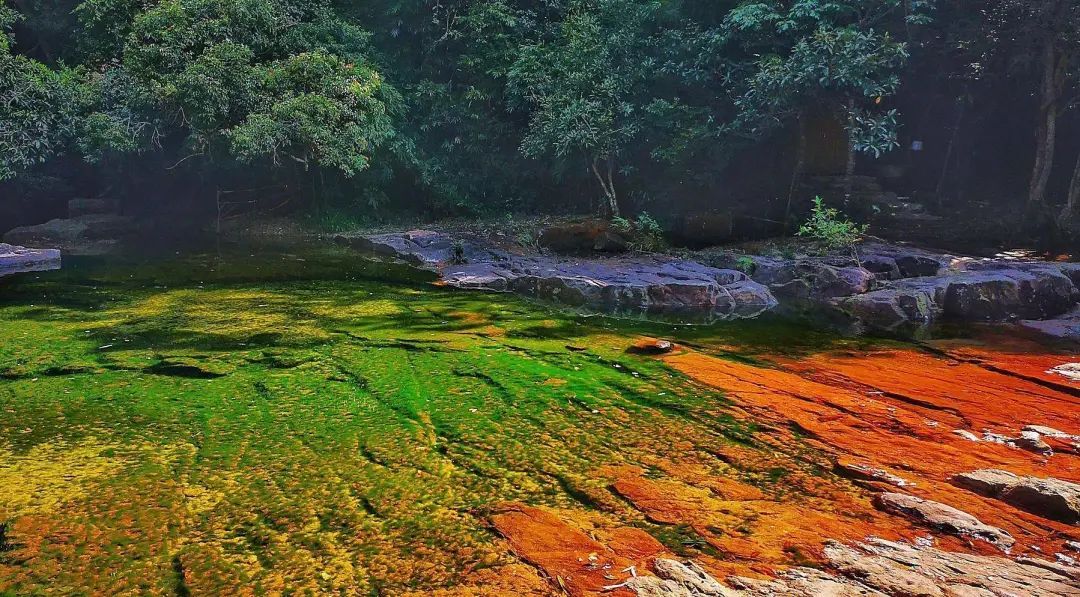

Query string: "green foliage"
[735, 256, 757, 275]
[0, 0, 933, 218]
[797, 196, 868, 251]
[612, 211, 666, 252]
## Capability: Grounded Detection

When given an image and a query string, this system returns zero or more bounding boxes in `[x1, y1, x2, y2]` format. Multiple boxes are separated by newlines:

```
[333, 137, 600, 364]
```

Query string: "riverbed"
[0, 248, 1077, 595]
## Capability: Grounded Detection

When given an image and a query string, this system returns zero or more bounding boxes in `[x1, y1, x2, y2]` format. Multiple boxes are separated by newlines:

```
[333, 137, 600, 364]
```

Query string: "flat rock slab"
[339, 230, 778, 319]
[872, 492, 1014, 550]
[954, 469, 1080, 525]
[0, 243, 61, 277]
[629, 538, 1080, 596]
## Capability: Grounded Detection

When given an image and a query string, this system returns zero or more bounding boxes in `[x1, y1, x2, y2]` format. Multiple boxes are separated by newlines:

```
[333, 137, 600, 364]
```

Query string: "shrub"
[612, 212, 666, 252]
[797, 196, 868, 263]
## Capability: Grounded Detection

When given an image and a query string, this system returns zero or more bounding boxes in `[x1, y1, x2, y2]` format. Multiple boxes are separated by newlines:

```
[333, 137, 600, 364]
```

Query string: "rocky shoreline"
[336, 228, 1080, 340]
[335, 229, 778, 320]
[0, 243, 61, 278]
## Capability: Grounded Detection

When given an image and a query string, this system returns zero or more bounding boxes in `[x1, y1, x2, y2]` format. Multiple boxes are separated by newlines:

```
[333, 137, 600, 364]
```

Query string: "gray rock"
[0, 243, 61, 277]
[1021, 308, 1080, 342]
[628, 538, 1080, 596]
[873, 492, 1015, 550]
[832, 278, 949, 331]
[953, 470, 1080, 525]
[342, 230, 778, 318]
[4, 215, 135, 255]
[952, 469, 1021, 496]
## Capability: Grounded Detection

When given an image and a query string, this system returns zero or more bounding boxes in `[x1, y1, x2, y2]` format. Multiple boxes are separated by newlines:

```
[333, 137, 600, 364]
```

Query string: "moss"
[0, 249, 847, 593]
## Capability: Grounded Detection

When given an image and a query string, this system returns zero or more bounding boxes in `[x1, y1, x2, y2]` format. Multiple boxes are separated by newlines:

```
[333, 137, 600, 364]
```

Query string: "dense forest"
[2, 1, 1080, 243]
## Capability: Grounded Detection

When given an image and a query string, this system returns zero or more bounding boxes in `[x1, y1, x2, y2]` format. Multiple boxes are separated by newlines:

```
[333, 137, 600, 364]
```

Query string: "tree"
[507, 0, 662, 217]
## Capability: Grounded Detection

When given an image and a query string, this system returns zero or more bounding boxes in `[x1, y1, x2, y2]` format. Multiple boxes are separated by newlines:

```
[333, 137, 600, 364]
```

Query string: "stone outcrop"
[872, 492, 1015, 550]
[4, 214, 135, 256]
[627, 538, 1080, 596]
[953, 469, 1080, 525]
[0, 243, 61, 277]
[339, 229, 1080, 332]
[338, 230, 778, 318]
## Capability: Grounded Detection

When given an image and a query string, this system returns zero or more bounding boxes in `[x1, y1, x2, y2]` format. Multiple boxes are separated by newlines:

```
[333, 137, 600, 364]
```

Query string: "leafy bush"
[797, 197, 868, 261]
[734, 256, 757, 275]
[612, 212, 666, 253]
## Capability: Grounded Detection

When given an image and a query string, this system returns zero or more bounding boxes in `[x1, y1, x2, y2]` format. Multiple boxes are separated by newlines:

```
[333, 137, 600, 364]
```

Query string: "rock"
[754, 259, 876, 301]
[857, 242, 951, 278]
[1015, 430, 1054, 454]
[953, 470, 1080, 525]
[628, 339, 675, 355]
[834, 459, 913, 488]
[873, 492, 1014, 549]
[628, 539, 1080, 596]
[943, 268, 1077, 321]
[952, 469, 1020, 496]
[1047, 362, 1080, 380]
[825, 538, 1080, 596]
[1024, 425, 1079, 439]
[4, 215, 135, 255]
[537, 219, 629, 253]
[344, 231, 778, 318]
[704, 253, 875, 302]
[1021, 309, 1080, 343]
[952, 429, 982, 442]
[832, 278, 949, 331]
[0, 243, 61, 277]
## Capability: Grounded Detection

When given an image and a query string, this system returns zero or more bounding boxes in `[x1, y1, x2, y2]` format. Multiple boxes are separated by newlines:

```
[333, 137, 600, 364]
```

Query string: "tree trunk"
[935, 100, 964, 209]
[591, 156, 620, 218]
[785, 114, 807, 230]
[844, 100, 857, 199]
[1028, 37, 1066, 208]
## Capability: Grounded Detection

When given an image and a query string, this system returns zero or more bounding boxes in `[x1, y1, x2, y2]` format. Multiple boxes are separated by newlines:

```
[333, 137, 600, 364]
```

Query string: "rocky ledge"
[339, 229, 1080, 334]
[628, 538, 1080, 596]
[336, 230, 777, 318]
[0, 243, 61, 278]
[703, 242, 1080, 335]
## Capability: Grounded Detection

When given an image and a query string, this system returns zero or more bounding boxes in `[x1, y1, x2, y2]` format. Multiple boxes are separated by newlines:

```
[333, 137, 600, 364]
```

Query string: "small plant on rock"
[612, 212, 667, 252]
[797, 197, 868, 264]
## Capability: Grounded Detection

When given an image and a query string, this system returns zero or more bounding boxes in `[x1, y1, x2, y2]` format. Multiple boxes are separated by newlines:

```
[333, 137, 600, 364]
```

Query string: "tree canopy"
[3, 0, 1080, 235]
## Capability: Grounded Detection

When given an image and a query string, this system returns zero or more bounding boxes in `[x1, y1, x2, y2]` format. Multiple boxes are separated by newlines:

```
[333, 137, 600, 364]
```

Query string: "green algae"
[0, 249, 851, 594]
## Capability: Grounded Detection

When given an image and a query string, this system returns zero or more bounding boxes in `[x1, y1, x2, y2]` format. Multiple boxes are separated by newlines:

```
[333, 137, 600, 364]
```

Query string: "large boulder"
[953, 470, 1080, 525]
[4, 214, 136, 255]
[832, 278, 949, 331]
[872, 492, 1014, 550]
[0, 243, 61, 277]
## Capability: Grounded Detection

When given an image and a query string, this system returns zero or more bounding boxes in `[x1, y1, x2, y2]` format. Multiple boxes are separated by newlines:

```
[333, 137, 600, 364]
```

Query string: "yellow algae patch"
[0, 439, 129, 519]
[309, 298, 404, 319]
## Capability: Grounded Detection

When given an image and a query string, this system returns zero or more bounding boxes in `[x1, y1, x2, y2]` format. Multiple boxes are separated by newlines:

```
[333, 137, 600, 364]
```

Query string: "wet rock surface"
[338, 230, 778, 318]
[0, 243, 61, 277]
[954, 469, 1080, 525]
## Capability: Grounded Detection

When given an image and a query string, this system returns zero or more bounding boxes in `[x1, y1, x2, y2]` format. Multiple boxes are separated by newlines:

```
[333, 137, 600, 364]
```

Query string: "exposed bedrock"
[627, 539, 1080, 596]
[0, 243, 61, 278]
[953, 469, 1080, 525]
[337, 230, 777, 318]
[339, 230, 1080, 331]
